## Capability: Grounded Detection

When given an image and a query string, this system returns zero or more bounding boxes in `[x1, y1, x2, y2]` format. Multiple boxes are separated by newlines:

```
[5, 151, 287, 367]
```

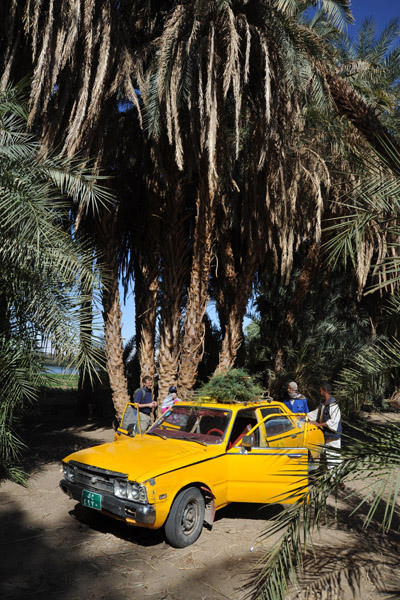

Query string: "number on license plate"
[82, 489, 102, 510]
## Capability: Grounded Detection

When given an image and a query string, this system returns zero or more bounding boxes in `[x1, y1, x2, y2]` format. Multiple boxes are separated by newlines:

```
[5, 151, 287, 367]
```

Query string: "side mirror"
[241, 435, 253, 451]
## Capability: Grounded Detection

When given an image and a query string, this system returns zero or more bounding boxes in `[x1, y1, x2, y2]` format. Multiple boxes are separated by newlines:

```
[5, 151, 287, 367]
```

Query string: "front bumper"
[59, 479, 156, 525]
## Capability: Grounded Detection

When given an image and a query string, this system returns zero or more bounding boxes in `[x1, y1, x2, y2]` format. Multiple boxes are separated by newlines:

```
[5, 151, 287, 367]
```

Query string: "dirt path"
[1, 394, 400, 600]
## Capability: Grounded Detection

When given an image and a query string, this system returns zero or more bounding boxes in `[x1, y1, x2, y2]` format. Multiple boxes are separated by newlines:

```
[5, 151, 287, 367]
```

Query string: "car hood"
[63, 434, 222, 482]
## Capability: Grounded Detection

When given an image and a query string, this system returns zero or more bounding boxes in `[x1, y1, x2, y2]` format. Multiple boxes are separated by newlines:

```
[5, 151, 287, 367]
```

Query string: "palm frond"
[249, 419, 400, 600]
[0, 84, 110, 480]
[335, 336, 400, 412]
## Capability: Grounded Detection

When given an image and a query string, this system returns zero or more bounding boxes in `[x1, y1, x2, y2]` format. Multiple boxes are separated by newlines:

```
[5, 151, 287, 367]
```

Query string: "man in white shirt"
[308, 383, 342, 475]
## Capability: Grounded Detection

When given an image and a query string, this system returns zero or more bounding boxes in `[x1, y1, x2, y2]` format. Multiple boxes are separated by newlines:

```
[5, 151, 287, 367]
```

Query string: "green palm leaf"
[0, 84, 113, 480]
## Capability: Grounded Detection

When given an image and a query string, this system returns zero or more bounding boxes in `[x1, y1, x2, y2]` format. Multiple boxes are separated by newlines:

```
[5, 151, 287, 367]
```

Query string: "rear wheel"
[164, 487, 205, 548]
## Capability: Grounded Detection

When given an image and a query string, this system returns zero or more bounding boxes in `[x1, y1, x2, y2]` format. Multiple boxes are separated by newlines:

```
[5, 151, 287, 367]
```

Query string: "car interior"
[227, 410, 259, 448]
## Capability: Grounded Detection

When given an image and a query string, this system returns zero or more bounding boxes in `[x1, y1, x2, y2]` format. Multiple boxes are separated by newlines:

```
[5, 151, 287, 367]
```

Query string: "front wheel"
[164, 487, 205, 548]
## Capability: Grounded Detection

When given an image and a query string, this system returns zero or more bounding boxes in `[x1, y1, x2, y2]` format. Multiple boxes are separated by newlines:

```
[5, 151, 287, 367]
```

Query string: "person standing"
[282, 381, 309, 413]
[134, 376, 157, 432]
[161, 386, 180, 414]
[308, 382, 342, 474]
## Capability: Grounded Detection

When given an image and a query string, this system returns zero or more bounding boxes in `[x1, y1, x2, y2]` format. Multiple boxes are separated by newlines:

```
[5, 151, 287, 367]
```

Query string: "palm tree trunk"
[138, 305, 157, 380]
[272, 242, 321, 375]
[134, 266, 158, 381]
[130, 174, 162, 392]
[178, 186, 215, 395]
[213, 196, 236, 343]
[98, 208, 130, 422]
[286, 242, 321, 329]
[103, 282, 130, 422]
[217, 260, 257, 371]
[158, 181, 190, 402]
[158, 317, 181, 402]
[214, 193, 259, 370]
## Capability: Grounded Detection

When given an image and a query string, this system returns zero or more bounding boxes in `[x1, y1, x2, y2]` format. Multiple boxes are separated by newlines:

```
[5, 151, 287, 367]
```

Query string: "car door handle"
[288, 454, 304, 458]
[291, 434, 297, 438]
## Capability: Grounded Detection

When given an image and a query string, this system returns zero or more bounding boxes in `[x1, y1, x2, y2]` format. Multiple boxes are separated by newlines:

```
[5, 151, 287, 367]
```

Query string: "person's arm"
[303, 398, 309, 413]
[313, 404, 340, 430]
[133, 389, 142, 404]
[134, 389, 156, 409]
[307, 408, 318, 421]
[136, 399, 157, 409]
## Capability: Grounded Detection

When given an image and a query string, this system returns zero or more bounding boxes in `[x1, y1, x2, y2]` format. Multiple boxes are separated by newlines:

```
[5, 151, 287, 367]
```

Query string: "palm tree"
[0, 0, 162, 419]
[146, 0, 355, 390]
[264, 4, 400, 376]
[244, 21, 400, 592]
[3, 0, 399, 403]
[334, 16, 400, 137]
[0, 84, 111, 480]
[247, 136, 400, 600]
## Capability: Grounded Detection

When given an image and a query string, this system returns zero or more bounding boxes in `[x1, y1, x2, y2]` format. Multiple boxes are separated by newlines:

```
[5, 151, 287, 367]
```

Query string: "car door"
[226, 416, 308, 505]
[114, 403, 141, 440]
[262, 414, 305, 448]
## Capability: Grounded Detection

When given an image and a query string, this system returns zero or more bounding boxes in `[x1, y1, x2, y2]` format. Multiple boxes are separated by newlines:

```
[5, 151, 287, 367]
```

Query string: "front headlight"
[114, 479, 147, 503]
[63, 462, 76, 482]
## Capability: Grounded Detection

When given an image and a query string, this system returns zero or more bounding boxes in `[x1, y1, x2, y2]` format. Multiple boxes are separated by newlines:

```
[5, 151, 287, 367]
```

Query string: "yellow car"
[60, 398, 324, 547]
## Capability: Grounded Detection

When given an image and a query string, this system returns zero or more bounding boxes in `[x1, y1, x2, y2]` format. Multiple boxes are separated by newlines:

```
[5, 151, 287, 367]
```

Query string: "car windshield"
[147, 405, 232, 445]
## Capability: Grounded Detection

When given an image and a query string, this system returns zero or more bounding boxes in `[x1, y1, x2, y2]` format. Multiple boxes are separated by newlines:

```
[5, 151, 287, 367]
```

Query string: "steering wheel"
[206, 428, 224, 437]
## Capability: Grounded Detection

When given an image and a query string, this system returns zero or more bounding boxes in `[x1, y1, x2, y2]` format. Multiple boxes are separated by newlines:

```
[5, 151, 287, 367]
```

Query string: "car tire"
[164, 487, 205, 548]
[308, 451, 318, 476]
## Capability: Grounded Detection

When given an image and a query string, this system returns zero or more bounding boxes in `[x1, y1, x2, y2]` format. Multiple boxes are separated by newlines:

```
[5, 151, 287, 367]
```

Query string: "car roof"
[174, 398, 283, 411]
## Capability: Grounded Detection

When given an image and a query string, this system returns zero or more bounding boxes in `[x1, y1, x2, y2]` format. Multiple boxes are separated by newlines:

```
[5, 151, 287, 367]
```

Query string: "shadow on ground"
[70, 502, 167, 547]
[0, 494, 122, 600]
[0, 493, 263, 600]
[3, 393, 400, 600]
[12, 388, 116, 476]
[68, 500, 284, 549]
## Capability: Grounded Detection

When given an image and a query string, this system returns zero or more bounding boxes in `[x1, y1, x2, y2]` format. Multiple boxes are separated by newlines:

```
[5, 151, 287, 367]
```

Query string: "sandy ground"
[1, 393, 400, 600]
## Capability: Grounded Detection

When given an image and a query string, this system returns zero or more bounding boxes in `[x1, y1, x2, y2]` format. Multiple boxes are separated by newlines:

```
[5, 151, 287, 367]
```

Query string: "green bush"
[197, 368, 263, 403]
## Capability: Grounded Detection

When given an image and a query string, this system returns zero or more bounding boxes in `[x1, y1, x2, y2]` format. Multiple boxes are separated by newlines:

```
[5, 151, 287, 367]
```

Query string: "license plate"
[82, 489, 102, 510]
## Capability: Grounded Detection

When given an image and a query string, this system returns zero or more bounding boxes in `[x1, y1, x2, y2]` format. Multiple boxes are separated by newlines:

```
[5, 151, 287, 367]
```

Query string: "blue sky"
[119, 280, 135, 343]
[351, 0, 399, 33]
[119, 281, 223, 343]
[119, 0, 400, 344]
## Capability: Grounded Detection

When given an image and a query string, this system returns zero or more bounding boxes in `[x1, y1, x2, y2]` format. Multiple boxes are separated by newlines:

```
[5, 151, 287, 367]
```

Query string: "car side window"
[264, 416, 295, 438]
[260, 407, 283, 419]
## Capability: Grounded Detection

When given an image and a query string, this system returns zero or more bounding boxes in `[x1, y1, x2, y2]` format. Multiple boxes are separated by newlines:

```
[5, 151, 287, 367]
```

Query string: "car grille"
[70, 461, 127, 494]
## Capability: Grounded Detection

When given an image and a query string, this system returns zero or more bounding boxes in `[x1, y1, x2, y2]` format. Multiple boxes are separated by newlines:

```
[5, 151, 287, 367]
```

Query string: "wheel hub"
[182, 502, 198, 533]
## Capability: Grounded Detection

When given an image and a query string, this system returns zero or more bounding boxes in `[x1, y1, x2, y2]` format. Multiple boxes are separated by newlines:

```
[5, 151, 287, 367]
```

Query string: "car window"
[148, 406, 232, 444]
[264, 415, 295, 437]
[260, 406, 283, 419]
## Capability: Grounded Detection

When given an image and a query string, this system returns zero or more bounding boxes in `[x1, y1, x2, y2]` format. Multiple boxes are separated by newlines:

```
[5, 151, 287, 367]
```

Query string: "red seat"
[229, 424, 252, 449]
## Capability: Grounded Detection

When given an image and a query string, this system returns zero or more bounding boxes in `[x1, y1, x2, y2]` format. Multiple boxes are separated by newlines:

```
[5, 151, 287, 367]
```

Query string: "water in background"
[45, 365, 78, 375]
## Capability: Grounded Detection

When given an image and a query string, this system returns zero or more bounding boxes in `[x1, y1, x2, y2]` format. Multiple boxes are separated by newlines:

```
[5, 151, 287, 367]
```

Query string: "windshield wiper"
[186, 436, 207, 446]
[147, 431, 167, 440]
